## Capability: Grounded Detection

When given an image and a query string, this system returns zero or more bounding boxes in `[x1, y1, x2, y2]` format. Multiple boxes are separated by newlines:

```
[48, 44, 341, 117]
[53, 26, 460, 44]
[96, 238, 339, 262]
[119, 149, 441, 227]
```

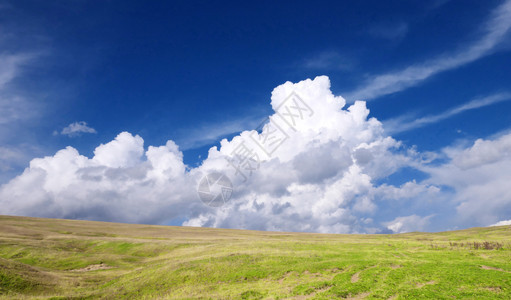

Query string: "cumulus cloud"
[424, 132, 511, 227]
[384, 214, 433, 233]
[490, 220, 511, 226]
[1, 76, 510, 233]
[0, 76, 418, 232]
[0, 132, 197, 224]
[58, 121, 97, 137]
[182, 76, 429, 233]
[346, 0, 511, 101]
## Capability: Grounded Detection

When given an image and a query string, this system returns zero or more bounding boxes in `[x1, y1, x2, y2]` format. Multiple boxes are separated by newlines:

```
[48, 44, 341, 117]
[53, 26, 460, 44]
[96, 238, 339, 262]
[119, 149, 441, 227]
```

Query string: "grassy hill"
[0, 215, 510, 299]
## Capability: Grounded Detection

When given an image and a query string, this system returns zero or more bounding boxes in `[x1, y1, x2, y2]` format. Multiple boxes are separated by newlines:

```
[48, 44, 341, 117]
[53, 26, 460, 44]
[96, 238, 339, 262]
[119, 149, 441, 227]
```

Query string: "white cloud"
[384, 92, 511, 134]
[346, 0, 511, 101]
[490, 220, 511, 226]
[451, 133, 511, 169]
[1, 76, 510, 234]
[373, 181, 440, 201]
[1, 76, 420, 232]
[0, 132, 195, 223]
[92, 132, 143, 168]
[384, 214, 433, 233]
[59, 121, 97, 137]
[424, 132, 511, 227]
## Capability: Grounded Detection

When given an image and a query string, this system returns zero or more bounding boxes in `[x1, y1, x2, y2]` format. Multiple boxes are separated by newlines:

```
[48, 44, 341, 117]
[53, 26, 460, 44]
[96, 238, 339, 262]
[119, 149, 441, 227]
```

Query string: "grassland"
[0, 215, 510, 299]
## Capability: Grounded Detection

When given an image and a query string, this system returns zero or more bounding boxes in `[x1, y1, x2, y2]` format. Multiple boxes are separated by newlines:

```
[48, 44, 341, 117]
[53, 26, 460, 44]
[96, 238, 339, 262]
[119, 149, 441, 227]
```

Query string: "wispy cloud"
[0, 47, 44, 182]
[0, 146, 26, 172]
[175, 115, 265, 150]
[303, 51, 354, 71]
[367, 22, 409, 41]
[427, 0, 452, 10]
[384, 92, 511, 134]
[0, 95, 31, 125]
[346, 0, 511, 101]
[57, 121, 97, 137]
[0, 143, 43, 183]
[0, 53, 36, 125]
[0, 53, 32, 89]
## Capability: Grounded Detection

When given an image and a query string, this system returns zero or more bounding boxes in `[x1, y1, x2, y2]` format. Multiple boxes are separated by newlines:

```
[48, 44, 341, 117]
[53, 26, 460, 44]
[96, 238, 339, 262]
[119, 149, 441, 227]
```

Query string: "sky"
[1, 0, 511, 233]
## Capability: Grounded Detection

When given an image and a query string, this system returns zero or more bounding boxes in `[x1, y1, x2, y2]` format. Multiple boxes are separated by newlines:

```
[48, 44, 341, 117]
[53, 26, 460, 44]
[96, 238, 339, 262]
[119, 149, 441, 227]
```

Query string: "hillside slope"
[0, 215, 510, 299]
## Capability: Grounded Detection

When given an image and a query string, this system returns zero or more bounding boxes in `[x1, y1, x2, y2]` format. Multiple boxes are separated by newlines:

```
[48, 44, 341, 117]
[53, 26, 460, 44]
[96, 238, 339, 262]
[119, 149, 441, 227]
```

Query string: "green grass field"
[0, 215, 510, 299]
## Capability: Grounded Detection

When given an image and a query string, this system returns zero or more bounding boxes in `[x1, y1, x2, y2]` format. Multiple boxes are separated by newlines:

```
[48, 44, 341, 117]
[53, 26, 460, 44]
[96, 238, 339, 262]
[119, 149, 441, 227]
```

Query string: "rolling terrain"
[0, 215, 510, 299]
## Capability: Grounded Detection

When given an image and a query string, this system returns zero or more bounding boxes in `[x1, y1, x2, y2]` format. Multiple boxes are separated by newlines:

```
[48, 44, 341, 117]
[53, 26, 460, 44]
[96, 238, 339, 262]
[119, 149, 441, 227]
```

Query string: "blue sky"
[1, 0, 511, 233]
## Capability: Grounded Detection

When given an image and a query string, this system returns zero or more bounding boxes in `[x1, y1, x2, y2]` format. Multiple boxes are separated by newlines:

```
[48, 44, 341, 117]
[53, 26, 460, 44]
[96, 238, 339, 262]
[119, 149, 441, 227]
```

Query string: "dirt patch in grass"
[483, 286, 502, 293]
[71, 263, 112, 272]
[481, 265, 510, 273]
[289, 285, 332, 300]
[351, 266, 376, 283]
[351, 271, 361, 283]
[303, 270, 321, 276]
[278, 271, 293, 284]
[346, 291, 371, 299]
[416, 280, 436, 288]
